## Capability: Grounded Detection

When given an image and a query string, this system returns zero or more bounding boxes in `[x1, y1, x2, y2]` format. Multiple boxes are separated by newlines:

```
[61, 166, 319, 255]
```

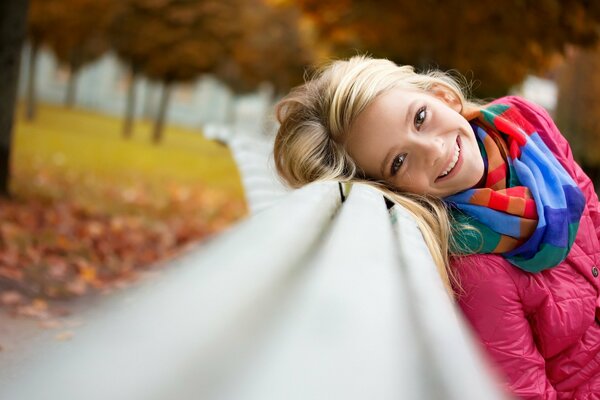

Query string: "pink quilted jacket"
[452, 96, 600, 400]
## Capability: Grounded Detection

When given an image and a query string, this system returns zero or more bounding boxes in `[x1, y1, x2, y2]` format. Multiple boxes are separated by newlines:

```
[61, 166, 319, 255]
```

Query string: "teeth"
[439, 142, 460, 177]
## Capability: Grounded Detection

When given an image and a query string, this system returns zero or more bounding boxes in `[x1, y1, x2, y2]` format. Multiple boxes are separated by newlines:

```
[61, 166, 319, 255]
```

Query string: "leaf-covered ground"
[1, 104, 247, 317]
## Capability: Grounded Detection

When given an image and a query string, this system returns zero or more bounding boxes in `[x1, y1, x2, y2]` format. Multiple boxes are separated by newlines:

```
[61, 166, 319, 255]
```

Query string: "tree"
[42, 0, 116, 107]
[217, 1, 314, 95]
[109, 0, 157, 138]
[118, 0, 242, 144]
[0, 0, 29, 196]
[297, 0, 600, 97]
[215, 0, 315, 124]
[25, 0, 58, 120]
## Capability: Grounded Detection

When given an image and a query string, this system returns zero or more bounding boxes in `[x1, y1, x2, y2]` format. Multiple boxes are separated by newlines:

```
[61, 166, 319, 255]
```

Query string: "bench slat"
[390, 205, 506, 399]
[220, 184, 423, 400]
[0, 182, 341, 400]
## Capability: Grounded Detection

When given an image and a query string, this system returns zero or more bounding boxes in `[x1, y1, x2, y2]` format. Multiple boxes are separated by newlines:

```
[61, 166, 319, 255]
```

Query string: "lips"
[435, 136, 463, 182]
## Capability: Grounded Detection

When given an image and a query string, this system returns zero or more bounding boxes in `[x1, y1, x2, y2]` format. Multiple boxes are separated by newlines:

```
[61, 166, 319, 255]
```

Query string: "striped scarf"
[444, 102, 585, 272]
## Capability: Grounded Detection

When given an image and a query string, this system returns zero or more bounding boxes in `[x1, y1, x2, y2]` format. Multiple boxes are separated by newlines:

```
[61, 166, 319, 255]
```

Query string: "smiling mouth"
[436, 137, 461, 181]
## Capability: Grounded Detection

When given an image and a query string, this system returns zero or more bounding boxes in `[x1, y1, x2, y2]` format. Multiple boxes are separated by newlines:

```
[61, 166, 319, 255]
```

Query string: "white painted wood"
[390, 205, 507, 399]
[218, 184, 424, 400]
[0, 182, 341, 400]
[229, 135, 291, 214]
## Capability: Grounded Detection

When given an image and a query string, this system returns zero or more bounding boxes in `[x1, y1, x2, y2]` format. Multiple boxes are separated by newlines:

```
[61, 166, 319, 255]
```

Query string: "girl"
[273, 56, 600, 400]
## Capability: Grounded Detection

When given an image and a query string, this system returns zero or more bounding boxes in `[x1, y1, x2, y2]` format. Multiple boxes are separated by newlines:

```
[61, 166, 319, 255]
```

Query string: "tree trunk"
[65, 64, 79, 108]
[0, 0, 29, 197]
[152, 82, 172, 144]
[25, 42, 38, 121]
[123, 68, 138, 139]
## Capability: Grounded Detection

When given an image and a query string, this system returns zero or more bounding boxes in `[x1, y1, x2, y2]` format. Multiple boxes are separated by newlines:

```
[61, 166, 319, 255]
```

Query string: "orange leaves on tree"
[29, 0, 116, 71]
[111, 0, 242, 84]
[296, 0, 600, 97]
[216, 0, 315, 96]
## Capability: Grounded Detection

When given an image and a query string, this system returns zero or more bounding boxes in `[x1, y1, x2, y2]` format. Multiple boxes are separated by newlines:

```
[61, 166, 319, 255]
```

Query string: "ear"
[430, 86, 462, 113]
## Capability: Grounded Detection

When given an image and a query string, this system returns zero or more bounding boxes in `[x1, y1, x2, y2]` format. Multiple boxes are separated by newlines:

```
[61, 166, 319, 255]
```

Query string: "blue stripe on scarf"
[451, 204, 525, 237]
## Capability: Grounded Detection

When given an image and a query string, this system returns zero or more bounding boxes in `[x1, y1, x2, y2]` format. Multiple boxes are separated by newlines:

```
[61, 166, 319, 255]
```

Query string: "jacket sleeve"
[454, 255, 557, 400]
[501, 95, 600, 238]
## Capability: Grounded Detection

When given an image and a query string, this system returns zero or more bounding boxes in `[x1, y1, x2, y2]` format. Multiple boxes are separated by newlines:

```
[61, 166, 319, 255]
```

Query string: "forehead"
[347, 87, 426, 143]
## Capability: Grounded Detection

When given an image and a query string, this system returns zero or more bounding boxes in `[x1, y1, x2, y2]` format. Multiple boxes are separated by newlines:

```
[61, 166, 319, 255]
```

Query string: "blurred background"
[1, 0, 600, 315]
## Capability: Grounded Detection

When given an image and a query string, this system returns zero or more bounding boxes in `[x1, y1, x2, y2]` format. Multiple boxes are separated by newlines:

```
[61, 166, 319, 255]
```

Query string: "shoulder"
[490, 95, 550, 119]
[490, 96, 557, 138]
[491, 95, 547, 113]
[490, 95, 575, 168]
[488, 95, 554, 130]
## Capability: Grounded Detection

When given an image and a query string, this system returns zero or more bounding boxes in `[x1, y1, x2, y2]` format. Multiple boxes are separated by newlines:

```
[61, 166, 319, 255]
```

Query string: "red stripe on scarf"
[499, 106, 537, 136]
[505, 187, 526, 196]
[524, 198, 538, 219]
[509, 140, 521, 159]
[489, 191, 510, 212]
[495, 117, 526, 145]
[487, 164, 506, 187]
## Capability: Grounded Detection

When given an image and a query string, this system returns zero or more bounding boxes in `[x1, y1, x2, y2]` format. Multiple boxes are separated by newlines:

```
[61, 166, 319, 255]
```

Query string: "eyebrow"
[379, 100, 416, 179]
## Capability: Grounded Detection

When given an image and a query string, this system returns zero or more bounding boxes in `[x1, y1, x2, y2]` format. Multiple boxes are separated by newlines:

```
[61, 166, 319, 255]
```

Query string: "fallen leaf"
[38, 319, 62, 329]
[66, 279, 87, 296]
[31, 298, 48, 311]
[0, 290, 24, 306]
[77, 262, 97, 284]
[55, 331, 74, 341]
[16, 304, 49, 319]
[0, 168, 246, 308]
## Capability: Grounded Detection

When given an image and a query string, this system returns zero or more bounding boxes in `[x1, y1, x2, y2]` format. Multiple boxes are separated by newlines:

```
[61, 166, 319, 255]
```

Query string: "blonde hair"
[273, 55, 480, 295]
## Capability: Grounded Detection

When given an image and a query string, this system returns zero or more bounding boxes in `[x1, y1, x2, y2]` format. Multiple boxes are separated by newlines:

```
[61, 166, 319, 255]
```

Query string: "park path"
[0, 294, 103, 377]
[0, 268, 164, 380]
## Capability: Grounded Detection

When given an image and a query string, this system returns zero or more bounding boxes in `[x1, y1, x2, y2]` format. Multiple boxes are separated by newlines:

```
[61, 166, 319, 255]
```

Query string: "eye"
[390, 153, 406, 176]
[414, 106, 427, 129]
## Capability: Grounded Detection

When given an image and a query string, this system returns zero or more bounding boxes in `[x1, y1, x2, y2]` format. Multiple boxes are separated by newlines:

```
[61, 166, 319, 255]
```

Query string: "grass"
[0, 103, 247, 299]
[11, 103, 245, 215]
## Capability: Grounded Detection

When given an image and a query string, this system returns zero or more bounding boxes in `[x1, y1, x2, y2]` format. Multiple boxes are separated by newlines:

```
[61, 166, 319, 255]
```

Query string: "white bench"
[228, 134, 291, 214]
[0, 182, 505, 400]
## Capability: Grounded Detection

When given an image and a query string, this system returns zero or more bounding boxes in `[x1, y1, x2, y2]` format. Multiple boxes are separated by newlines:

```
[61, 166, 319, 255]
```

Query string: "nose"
[415, 135, 445, 168]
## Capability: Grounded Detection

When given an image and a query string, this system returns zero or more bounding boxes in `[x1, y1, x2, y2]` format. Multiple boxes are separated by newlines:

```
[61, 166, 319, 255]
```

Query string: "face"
[345, 87, 484, 197]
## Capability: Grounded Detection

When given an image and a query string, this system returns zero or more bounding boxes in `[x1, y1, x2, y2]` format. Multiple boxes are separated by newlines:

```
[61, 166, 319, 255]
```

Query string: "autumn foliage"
[216, 0, 315, 96]
[0, 185, 242, 300]
[112, 0, 240, 84]
[28, 0, 116, 106]
[296, 0, 600, 96]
